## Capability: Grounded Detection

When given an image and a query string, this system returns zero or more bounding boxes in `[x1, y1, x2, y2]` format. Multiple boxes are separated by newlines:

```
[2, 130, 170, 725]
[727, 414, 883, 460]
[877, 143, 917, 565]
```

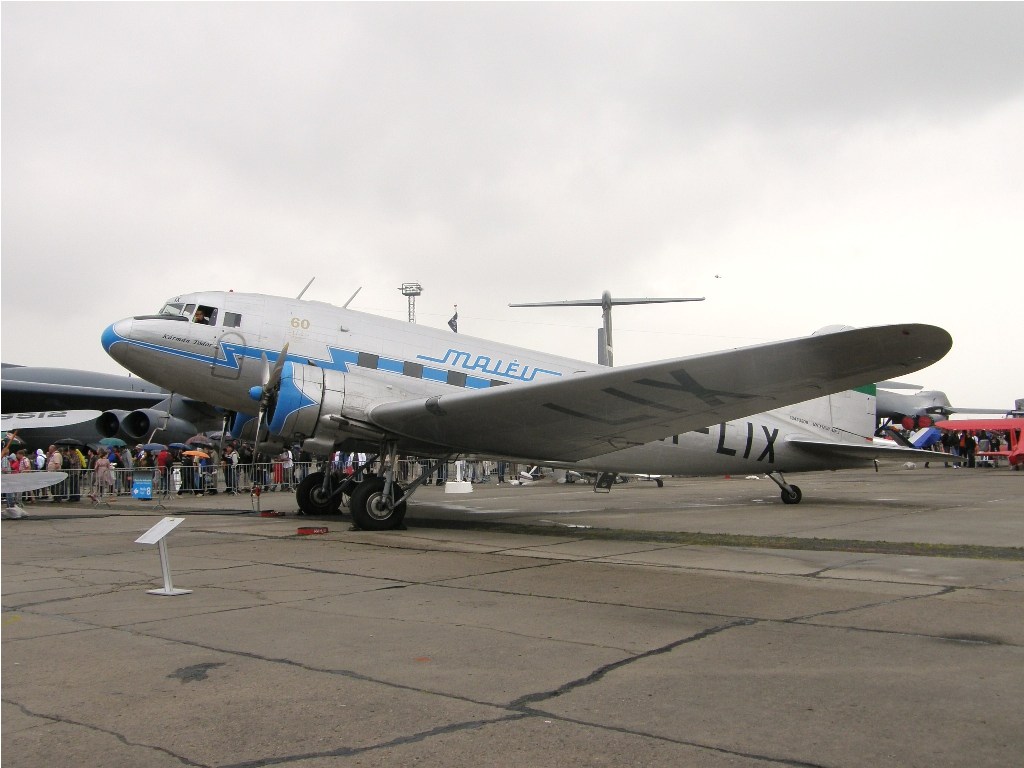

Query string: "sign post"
[135, 517, 192, 596]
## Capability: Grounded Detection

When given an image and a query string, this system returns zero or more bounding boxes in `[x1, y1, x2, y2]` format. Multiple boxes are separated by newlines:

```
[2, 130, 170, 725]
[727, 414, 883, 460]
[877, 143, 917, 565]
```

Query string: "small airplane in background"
[934, 418, 1024, 468]
[875, 381, 1022, 428]
[101, 290, 951, 530]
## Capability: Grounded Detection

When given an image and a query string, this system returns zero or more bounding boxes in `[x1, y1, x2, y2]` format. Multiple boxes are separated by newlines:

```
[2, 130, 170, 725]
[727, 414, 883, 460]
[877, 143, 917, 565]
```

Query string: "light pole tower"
[399, 283, 423, 323]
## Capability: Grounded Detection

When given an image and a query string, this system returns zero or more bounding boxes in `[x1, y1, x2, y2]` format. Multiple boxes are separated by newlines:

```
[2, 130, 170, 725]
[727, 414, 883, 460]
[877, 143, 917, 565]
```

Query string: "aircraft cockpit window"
[159, 302, 185, 317]
[193, 306, 218, 325]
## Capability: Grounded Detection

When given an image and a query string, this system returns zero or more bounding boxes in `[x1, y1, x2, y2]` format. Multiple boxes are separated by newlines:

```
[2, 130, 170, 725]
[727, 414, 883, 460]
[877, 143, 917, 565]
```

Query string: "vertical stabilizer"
[779, 385, 876, 443]
[829, 385, 877, 442]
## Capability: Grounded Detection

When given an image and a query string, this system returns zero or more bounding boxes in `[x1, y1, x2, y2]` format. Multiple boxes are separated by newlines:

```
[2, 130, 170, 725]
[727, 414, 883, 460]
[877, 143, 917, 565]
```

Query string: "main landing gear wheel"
[295, 472, 342, 515]
[781, 484, 802, 505]
[349, 477, 407, 530]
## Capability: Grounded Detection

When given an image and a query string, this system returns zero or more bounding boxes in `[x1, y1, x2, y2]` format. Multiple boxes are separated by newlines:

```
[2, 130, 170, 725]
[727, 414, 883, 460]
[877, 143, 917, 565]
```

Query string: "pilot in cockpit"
[193, 308, 209, 325]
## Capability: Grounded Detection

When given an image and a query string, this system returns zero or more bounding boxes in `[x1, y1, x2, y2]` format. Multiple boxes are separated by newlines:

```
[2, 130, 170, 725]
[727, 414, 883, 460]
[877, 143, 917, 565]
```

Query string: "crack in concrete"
[2, 698, 209, 767]
[509, 617, 758, 710]
[218, 713, 531, 768]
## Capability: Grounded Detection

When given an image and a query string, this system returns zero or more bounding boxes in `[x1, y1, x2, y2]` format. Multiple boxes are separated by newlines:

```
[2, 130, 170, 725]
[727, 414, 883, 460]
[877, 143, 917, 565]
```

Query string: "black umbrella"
[55, 438, 87, 448]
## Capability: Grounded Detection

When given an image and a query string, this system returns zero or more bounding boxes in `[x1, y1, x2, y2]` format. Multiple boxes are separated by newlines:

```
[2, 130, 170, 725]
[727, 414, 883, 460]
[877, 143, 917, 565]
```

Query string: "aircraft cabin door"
[211, 329, 245, 381]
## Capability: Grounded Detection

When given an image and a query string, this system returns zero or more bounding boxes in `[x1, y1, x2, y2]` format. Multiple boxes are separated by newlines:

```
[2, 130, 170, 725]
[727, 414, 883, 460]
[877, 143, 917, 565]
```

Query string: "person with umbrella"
[182, 450, 212, 494]
[155, 446, 173, 495]
[55, 439, 87, 502]
[44, 446, 65, 501]
[91, 450, 114, 501]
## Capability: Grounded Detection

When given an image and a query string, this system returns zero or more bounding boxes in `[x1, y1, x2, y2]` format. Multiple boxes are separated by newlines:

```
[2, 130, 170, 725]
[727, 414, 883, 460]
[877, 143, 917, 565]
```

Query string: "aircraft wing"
[368, 324, 951, 462]
[0, 380, 166, 412]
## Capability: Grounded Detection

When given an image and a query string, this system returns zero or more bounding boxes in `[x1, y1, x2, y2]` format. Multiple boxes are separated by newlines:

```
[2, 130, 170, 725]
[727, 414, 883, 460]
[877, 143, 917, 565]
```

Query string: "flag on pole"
[448, 305, 458, 333]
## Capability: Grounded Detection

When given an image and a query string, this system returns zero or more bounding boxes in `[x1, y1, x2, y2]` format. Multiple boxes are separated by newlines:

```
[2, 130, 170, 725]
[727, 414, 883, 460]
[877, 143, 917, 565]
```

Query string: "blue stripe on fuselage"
[103, 324, 504, 390]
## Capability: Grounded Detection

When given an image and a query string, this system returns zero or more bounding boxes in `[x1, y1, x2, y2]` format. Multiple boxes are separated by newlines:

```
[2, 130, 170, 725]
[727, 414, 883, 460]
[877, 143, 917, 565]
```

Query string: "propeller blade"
[260, 352, 270, 388]
[251, 343, 289, 489]
[266, 343, 290, 394]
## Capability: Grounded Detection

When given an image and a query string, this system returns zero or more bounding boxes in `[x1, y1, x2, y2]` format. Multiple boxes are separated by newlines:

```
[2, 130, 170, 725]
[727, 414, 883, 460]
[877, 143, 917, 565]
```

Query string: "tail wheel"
[295, 471, 342, 515]
[350, 477, 407, 530]
[781, 484, 802, 504]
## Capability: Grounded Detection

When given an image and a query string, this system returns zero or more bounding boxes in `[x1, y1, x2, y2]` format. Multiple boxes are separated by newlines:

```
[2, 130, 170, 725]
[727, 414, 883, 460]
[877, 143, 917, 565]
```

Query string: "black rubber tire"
[349, 477, 407, 530]
[295, 472, 342, 515]
[781, 484, 802, 504]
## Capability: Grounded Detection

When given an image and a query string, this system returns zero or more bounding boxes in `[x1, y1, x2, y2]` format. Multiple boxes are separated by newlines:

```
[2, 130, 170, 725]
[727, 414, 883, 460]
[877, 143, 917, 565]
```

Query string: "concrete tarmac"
[3, 465, 1022, 767]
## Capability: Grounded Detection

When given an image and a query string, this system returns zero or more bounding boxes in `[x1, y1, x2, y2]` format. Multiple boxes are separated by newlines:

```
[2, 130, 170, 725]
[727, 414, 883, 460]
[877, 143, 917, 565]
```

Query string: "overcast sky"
[3, 3, 1022, 412]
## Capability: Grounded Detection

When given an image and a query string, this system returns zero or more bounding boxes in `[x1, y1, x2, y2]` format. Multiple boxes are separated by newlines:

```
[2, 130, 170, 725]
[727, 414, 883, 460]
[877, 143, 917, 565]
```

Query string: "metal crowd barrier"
[9, 459, 513, 503]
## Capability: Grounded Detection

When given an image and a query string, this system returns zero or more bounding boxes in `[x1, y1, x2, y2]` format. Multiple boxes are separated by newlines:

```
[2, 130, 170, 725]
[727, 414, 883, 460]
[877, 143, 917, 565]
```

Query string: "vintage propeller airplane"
[102, 290, 952, 529]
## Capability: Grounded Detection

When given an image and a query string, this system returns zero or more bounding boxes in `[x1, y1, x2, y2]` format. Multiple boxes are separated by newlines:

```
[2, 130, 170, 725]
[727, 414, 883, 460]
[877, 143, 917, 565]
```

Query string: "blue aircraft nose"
[101, 319, 133, 356]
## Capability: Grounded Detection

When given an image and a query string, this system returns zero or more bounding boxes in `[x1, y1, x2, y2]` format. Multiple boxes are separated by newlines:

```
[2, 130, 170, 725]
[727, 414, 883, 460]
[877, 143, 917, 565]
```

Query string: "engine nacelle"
[262, 361, 388, 457]
[96, 409, 131, 438]
[267, 363, 345, 440]
[230, 411, 257, 440]
[120, 409, 197, 442]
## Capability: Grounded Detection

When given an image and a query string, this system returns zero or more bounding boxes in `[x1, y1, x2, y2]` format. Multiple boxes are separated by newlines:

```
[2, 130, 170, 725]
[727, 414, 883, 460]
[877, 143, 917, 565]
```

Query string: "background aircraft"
[875, 381, 1023, 428]
[934, 418, 1024, 468]
[1, 363, 221, 450]
[103, 290, 950, 529]
[509, 290, 705, 366]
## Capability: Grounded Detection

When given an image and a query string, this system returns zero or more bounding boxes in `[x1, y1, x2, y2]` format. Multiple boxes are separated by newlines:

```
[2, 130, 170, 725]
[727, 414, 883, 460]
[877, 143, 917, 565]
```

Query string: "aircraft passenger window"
[447, 371, 467, 387]
[223, 312, 242, 328]
[403, 362, 424, 378]
[357, 352, 379, 369]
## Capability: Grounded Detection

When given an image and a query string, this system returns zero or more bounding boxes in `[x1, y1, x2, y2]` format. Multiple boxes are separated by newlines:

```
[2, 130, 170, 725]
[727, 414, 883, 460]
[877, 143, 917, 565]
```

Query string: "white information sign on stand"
[135, 517, 192, 596]
[444, 459, 472, 494]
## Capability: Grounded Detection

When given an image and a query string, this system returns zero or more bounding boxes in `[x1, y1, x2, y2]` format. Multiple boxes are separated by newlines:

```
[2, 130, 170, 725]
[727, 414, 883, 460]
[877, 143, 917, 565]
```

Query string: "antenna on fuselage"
[296, 277, 316, 300]
[342, 287, 362, 309]
[509, 290, 705, 366]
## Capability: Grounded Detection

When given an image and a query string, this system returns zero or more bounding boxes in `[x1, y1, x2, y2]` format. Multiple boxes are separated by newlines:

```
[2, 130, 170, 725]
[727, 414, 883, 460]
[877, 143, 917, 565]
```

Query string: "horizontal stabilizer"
[785, 436, 947, 464]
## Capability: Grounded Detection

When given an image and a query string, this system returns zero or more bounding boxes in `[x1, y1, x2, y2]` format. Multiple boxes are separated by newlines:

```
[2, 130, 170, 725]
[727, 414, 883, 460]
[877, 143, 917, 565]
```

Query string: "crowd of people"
[927, 428, 1013, 468]
[1, 439, 315, 507]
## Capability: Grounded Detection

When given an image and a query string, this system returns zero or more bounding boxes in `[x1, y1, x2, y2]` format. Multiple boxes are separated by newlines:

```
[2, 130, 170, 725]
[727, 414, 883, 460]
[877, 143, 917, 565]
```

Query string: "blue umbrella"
[169, 442, 189, 450]
[142, 443, 167, 452]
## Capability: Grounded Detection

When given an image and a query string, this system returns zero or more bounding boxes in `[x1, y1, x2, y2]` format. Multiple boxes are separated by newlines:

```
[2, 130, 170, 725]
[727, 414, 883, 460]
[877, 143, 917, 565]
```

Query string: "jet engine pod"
[96, 410, 131, 438]
[266, 363, 344, 442]
[121, 409, 197, 442]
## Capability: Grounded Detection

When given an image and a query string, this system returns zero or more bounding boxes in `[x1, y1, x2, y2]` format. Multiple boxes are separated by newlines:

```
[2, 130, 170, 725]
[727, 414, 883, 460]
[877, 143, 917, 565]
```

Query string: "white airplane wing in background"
[369, 324, 952, 462]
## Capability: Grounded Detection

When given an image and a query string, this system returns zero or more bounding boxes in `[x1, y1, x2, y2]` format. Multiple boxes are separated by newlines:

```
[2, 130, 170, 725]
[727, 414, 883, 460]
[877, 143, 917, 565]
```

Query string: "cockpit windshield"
[144, 299, 235, 327]
[159, 302, 186, 317]
[154, 301, 220, 325]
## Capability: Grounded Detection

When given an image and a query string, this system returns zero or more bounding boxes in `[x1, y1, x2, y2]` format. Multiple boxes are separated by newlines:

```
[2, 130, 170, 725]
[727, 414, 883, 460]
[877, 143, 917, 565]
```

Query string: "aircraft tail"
[783, 385, 877, 443]
[830, 385, 878, 442]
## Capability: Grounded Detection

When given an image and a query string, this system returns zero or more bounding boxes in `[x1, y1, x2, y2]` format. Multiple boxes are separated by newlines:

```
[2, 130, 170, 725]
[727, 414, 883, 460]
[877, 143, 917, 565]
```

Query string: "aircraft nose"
[101, 318, 133, 359]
